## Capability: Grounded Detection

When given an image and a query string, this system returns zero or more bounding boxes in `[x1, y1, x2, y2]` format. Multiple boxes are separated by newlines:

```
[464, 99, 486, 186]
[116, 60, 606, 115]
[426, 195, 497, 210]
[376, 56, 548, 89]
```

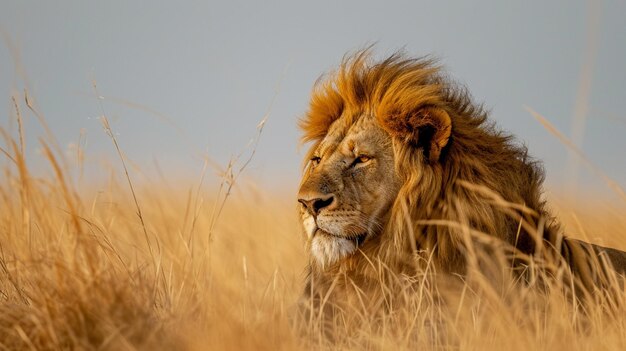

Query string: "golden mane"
[300, 51, 549, 271]
[299, 50, 626, 292]
[300, 51, 442, 142]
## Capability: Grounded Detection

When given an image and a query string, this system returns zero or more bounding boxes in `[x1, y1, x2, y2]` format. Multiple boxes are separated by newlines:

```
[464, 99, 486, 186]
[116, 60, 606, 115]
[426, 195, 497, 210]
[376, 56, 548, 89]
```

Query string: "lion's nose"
[298, 194, 335, 216]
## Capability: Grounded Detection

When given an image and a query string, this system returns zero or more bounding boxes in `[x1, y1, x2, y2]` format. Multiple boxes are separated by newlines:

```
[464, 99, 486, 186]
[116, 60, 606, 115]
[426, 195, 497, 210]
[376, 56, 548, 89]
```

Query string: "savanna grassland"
[1, 94, 626, 350]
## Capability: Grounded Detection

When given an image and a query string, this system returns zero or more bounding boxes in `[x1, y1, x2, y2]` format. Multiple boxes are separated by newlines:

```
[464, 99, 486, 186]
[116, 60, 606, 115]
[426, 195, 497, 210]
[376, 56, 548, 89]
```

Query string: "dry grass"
[1, 96, 626, 350]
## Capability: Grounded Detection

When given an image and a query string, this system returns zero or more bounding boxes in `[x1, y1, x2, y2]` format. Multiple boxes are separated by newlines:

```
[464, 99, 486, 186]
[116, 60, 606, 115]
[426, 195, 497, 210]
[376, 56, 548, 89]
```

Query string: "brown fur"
[298, 50, 626, 308]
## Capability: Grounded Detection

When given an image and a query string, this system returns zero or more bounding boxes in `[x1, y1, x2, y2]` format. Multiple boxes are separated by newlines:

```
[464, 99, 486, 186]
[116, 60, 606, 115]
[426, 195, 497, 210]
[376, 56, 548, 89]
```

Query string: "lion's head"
[297, 50, 553, 274]
[297, 115, 401, 266]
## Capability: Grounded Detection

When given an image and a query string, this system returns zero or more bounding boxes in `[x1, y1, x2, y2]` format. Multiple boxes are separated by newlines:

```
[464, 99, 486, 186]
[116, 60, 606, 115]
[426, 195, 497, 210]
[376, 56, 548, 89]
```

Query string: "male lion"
[297, 51, 626, 310]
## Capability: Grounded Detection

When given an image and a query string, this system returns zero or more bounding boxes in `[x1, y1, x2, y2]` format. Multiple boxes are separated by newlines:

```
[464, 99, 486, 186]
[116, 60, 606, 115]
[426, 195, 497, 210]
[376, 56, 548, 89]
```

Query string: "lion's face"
[297, 115, 401, 267]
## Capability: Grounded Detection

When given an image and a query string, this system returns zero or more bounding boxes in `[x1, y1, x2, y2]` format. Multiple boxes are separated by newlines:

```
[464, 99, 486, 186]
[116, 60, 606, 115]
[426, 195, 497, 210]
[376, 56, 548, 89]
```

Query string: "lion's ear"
[379, 106, 452, 163]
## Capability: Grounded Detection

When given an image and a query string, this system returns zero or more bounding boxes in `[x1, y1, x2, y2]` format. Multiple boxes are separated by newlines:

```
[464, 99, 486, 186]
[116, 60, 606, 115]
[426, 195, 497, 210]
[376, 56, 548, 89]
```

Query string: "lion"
[296, 50, 626, 311]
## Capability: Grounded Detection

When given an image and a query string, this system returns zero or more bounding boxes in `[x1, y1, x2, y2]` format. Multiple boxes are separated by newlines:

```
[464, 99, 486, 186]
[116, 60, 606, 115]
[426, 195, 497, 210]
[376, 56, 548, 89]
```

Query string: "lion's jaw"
[302, 212, 367, 267]
[298, 115, 400, 268]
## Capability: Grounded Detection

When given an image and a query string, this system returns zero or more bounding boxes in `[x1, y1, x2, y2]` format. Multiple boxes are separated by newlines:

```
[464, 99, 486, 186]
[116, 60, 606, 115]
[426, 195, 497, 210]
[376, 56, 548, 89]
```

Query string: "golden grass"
[1, 98, 626, 350]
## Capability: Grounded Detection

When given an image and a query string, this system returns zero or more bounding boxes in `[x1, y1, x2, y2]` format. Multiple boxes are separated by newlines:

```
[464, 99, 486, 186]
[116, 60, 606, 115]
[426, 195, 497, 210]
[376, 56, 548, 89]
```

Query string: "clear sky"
[1, 1, 625, 195]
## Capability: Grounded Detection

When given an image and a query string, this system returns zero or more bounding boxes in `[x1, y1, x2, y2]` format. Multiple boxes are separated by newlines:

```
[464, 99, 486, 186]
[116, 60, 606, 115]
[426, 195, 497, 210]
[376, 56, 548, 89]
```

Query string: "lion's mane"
[299, 50, 624, 298]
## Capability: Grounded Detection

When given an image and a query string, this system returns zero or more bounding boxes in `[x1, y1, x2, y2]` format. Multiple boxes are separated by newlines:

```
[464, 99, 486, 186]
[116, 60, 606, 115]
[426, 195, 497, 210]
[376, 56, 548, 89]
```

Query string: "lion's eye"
[352, 155, 372, 166]
[310, 156, 321, 166]
[357, 155, 371, 163]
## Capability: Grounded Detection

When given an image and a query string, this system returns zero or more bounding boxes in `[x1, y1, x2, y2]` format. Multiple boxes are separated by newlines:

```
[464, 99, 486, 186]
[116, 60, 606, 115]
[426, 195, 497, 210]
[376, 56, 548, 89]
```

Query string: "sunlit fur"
[298, 50, 626, 307]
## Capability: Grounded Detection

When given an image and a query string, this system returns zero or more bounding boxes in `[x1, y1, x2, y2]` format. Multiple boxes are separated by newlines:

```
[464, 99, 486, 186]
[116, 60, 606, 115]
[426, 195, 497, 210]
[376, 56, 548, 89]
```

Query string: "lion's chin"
[310, 230, 366, 267]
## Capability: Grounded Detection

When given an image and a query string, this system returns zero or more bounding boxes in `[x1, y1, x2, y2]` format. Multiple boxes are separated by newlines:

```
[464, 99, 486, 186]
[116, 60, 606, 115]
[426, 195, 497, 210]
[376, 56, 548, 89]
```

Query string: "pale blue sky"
[1, 1, 625, 194]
